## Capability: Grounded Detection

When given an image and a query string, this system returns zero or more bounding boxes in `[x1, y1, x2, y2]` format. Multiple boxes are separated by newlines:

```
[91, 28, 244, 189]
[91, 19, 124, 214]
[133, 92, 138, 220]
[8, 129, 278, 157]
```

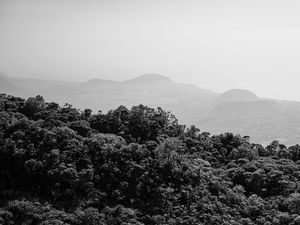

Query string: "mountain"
[8, 77, 79, 94]
[124, 73, 173, 84]
[197, 89, 300, 146]
[211, 89, 280, 118]
[123, 73, 174, 88]
[79, 79, 120, 88]
[0, 74, 20, 94]
[211, 100, 280, 118]
[2, 72, 217, 120]
[4, 71, 300, 146]
[75, 74, 218, 116]
[3, 76, 79, 107]
[78, 79, 120, 94]
[209, 89, 280, 124]
[215, 89, 259, 104]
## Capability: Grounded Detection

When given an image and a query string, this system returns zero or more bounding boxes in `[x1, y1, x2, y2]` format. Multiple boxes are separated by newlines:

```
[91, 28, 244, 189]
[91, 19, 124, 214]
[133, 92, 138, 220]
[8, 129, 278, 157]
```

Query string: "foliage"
[1, 94, 300, 224]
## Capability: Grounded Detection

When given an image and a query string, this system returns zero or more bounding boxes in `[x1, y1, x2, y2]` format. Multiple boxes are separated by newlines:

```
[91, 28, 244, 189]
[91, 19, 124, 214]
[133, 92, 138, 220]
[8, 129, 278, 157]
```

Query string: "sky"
[1, 0, 300, 100]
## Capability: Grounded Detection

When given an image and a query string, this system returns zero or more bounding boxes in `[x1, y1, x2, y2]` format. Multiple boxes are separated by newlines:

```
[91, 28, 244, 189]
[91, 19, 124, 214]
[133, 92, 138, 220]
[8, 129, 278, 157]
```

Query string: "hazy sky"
[1, 0, 300, 100]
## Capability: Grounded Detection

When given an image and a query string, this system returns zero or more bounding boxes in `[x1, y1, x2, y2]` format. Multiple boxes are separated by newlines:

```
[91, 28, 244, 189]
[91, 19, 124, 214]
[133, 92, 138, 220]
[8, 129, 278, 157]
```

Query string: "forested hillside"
[2, 94, 300, 224]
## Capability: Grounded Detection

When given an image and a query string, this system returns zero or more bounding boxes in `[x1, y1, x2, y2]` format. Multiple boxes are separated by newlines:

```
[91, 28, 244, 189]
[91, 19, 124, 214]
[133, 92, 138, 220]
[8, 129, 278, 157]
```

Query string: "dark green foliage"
[21, 95, 45, 118]
[1, 94, 300, 224]
[89, 105, 185, 143]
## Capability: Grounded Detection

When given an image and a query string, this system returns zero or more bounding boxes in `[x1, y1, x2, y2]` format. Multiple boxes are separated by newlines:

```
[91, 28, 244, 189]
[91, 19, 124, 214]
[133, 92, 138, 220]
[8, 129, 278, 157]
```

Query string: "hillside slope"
[0, 74, 22, 94]
[198, 89, 300, 146]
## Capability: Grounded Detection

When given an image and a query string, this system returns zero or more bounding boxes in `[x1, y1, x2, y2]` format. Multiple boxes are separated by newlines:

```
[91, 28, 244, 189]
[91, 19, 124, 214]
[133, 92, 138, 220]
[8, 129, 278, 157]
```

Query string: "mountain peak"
[124, 73, 173, 84]
[216, 89, 259, 104]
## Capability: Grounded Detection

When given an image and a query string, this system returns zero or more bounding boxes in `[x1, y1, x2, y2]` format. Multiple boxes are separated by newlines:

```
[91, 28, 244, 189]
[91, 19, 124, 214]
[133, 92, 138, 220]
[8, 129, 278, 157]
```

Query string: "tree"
[22, 95, 45, 118]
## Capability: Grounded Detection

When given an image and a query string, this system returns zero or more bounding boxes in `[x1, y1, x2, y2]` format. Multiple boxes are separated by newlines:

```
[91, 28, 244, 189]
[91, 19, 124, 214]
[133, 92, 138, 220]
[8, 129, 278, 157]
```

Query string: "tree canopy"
[1, 93, 300, 224]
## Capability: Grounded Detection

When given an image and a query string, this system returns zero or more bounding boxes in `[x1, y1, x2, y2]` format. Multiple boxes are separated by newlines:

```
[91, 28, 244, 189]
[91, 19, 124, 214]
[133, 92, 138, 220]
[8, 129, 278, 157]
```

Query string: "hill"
[215, 89, 259, 104]
[211, 100, 280, 117]
[79, 78, 120, 89]
[198, 89, 300, 146]
[0, 74, 20, 94]
[123, 73, 174, 85]
[4, 71, 300, 145]
[71, 74, 218, 117]
[4, 73, 218, 126]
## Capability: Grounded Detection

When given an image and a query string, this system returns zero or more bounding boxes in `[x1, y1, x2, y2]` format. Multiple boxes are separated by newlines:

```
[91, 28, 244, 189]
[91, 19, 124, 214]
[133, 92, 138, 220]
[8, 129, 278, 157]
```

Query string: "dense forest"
[1, 94, 300, 225]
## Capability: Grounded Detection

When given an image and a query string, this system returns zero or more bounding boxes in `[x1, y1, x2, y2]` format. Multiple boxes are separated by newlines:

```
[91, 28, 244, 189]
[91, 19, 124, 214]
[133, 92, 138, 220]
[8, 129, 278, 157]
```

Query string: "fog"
[1, 0, 300, 100]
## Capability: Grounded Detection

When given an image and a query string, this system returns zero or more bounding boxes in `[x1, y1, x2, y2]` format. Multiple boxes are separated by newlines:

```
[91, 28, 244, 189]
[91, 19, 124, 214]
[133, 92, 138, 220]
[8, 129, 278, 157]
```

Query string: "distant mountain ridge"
[2, 70, 300, 146]
[1, 72, 218, 118]
[79, 73, 176, 91]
